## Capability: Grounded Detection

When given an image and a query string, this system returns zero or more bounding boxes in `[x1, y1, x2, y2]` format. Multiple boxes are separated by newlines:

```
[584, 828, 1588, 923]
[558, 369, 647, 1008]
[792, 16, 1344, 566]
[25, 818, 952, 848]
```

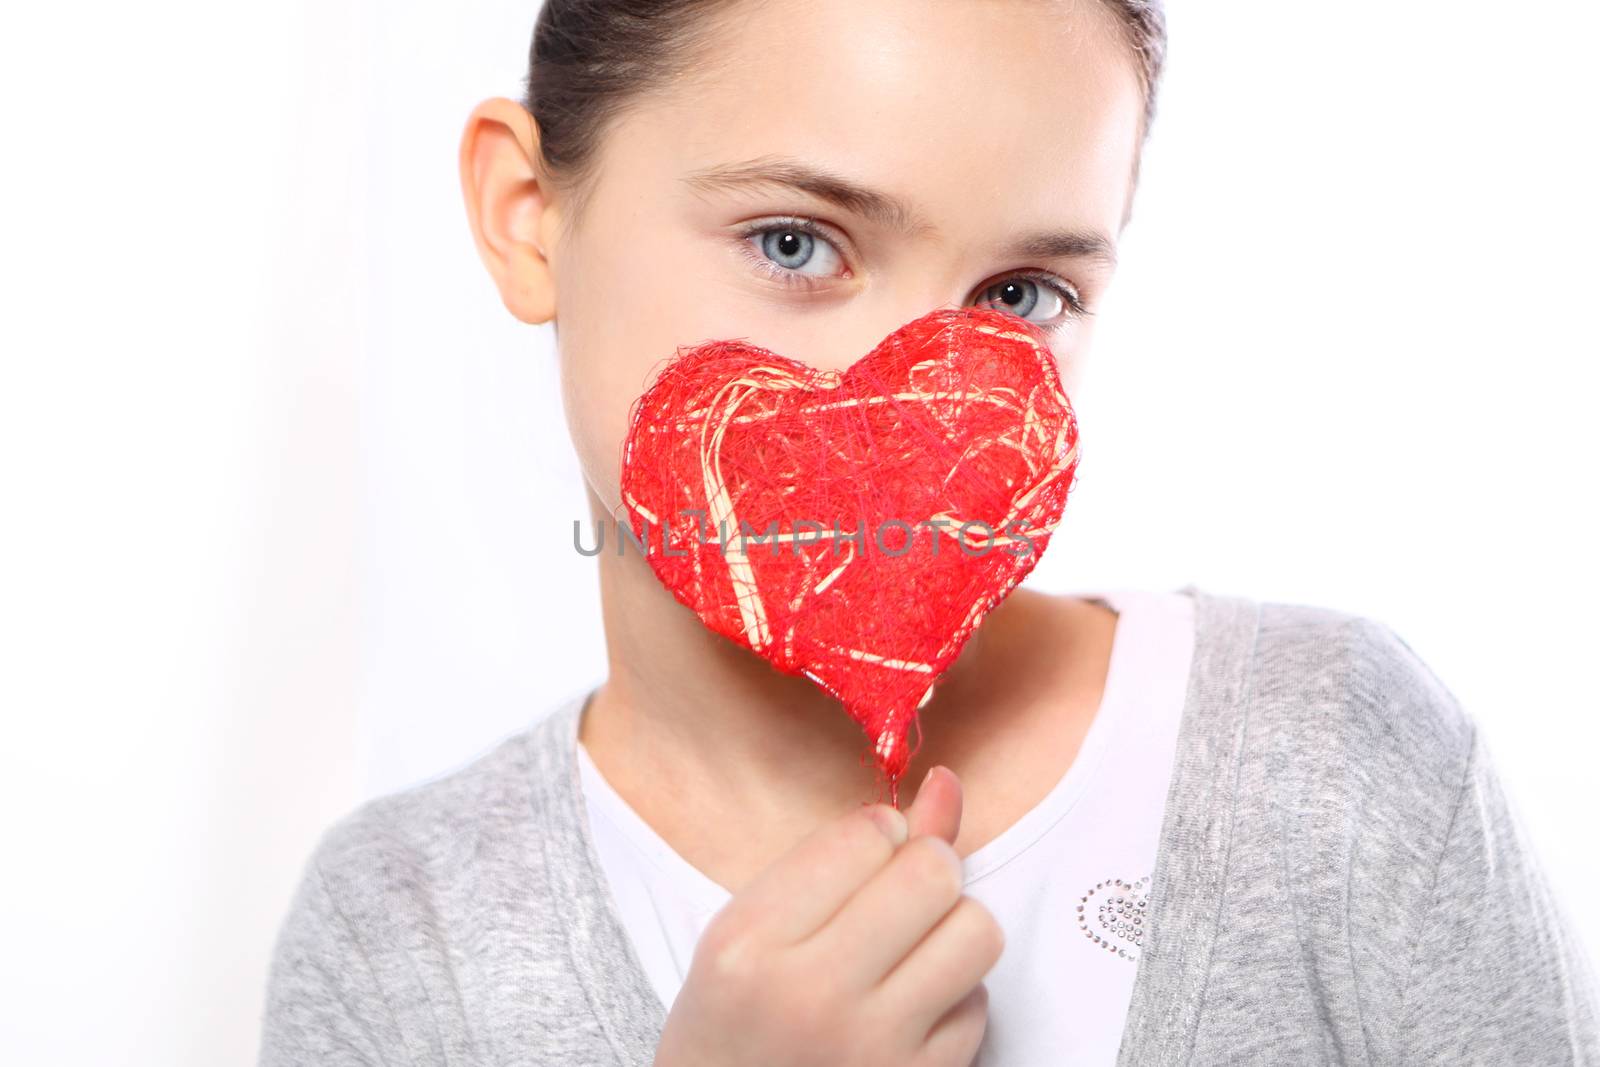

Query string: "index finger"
[713, 802, 907, 945]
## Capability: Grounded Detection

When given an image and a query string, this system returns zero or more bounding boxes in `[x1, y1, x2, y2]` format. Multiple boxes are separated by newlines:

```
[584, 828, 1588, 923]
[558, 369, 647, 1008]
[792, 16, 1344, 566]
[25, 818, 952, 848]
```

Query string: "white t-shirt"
[575, 586, 1196, 1065]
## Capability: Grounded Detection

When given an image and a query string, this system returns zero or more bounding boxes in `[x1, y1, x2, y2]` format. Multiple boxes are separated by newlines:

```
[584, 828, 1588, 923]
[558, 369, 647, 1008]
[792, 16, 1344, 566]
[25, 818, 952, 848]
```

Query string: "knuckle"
[973, 903, 1006, 964]
[902, 836, 963, 899]
[953, 896, 1005, 964]
[695, 921, 762, 987]
[846, 806, 900, 857]
[820, 809, 892, 875]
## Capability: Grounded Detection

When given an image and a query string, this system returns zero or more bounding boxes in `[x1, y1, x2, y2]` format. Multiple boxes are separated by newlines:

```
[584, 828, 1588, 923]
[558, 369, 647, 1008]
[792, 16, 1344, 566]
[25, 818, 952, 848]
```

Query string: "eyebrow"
[682, 154, 1117, 268]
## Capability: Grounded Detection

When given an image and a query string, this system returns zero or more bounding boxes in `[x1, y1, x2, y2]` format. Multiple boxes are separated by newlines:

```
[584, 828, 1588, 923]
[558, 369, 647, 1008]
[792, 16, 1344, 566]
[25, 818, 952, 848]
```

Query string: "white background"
[3, 1, 1597, 1062]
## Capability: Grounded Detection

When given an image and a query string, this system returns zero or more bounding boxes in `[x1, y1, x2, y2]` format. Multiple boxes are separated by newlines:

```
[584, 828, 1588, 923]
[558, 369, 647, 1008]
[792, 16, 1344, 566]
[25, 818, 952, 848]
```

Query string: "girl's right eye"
[736, 217, 849, 289]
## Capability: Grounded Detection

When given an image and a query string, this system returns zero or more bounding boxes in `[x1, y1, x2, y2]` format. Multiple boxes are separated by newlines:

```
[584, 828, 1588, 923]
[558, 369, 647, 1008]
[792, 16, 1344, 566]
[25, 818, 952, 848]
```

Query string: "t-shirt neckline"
[576, 733, 732, 914]
[575, 586, 1152, 905]
[956, 586, 1139, 882]
[532, 584, 1264, 1065]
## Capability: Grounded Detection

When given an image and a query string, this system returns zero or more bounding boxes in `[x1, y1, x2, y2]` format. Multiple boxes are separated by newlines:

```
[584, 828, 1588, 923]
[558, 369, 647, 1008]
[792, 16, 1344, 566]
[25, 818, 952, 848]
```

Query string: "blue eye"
[741, 220, 846, 279]
[734, 215, 1087, 331]
[974, 274, 1085, 327]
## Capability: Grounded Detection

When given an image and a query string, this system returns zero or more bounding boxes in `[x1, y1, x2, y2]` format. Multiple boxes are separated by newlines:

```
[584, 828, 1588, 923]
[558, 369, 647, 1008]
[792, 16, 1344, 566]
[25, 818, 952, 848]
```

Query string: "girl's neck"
[575, 487, 1116, 891]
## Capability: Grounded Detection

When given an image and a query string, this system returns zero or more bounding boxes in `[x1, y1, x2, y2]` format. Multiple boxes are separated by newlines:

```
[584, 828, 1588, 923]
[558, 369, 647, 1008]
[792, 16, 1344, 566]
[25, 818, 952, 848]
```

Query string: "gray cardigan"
[258, 585, 1600, 1065]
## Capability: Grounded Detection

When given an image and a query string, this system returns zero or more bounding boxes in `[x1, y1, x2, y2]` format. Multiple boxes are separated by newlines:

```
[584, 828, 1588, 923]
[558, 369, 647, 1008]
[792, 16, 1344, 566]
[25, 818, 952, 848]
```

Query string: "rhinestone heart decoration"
[1076, 874, 1151, 962]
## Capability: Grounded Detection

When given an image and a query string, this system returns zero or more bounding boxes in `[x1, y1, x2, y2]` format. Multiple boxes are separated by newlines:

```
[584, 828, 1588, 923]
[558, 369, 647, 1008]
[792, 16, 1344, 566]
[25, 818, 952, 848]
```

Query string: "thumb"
[904, 765, 963, 845]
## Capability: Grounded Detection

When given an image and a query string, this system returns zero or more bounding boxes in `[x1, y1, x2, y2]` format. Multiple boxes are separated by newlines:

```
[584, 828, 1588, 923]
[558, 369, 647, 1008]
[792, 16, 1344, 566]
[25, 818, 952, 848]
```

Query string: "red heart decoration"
[618, 305, 1080, 795]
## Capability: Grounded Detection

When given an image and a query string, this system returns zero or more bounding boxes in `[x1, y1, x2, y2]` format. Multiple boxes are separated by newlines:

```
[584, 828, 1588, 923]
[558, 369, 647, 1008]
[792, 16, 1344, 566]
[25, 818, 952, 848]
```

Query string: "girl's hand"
[652, 767, 1000, 1067]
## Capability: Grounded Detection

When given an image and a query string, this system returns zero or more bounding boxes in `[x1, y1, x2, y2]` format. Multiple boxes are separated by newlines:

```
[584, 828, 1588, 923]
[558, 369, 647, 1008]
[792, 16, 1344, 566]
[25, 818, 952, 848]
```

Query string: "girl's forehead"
[629, 0, 1145, 238]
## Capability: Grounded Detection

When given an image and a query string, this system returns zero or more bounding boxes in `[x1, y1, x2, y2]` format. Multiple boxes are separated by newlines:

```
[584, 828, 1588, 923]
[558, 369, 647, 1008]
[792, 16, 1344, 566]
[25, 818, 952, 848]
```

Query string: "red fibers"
[618, 305, 1081, 805]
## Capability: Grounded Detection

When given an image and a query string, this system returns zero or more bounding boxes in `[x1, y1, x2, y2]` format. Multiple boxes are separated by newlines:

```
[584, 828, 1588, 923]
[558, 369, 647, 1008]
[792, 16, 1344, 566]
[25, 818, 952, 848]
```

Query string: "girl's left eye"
[736, 216, 1087, 331]
[971, 273, 1086, 329]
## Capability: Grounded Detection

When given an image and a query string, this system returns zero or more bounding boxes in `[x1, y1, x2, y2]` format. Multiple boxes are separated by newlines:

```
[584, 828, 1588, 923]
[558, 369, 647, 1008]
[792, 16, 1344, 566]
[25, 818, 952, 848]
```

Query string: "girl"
[261, 1, 1598, 1064]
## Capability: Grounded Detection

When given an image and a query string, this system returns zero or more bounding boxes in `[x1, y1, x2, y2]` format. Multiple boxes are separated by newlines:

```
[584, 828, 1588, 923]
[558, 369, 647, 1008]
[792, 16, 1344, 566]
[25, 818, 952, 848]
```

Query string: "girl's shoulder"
[1170, 585, 1480, 914]
[1135, 587, 1600, 1061]
[1180, 583, 1474, 782]
[1247, 589, 1474, 785]
[315, 714, 554, 871]
[260, 695, 621, 1064]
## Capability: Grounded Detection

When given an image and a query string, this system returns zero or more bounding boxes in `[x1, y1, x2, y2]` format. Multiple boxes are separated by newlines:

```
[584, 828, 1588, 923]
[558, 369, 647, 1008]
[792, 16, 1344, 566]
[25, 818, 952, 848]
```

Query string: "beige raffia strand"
[672, 316, 1075, 738]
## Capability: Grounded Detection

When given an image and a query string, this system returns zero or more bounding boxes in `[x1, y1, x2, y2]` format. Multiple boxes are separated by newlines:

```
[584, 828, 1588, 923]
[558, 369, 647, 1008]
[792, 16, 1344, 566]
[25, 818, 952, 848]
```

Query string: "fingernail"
[868, 804, 908, 845]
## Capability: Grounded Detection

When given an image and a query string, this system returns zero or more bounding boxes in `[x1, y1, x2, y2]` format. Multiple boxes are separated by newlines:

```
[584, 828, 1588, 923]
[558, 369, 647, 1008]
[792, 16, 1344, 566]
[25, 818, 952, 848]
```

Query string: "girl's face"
[470, 0, 1144, 519]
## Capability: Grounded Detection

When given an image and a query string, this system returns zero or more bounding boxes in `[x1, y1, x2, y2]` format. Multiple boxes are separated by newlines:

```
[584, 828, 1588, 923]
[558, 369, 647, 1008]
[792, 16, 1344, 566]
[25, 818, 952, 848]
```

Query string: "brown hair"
[522, 0, 1167, 225]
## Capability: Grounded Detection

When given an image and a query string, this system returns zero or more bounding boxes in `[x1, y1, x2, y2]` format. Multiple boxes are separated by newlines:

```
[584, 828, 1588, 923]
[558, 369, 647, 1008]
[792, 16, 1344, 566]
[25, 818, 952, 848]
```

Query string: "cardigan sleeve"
[1396, 722, 1600, 1064]
[257, 852, 400, 1067]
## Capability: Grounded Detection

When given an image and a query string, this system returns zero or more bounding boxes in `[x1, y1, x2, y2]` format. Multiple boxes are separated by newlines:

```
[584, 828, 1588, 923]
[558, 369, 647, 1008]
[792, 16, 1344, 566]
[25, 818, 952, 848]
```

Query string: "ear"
[458, 97, 563, 325]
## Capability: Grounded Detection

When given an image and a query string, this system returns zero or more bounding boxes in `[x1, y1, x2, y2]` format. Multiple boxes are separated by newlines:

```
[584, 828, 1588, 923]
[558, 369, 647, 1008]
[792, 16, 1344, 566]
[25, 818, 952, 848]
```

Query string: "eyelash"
[733, 215, 1090, 328]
